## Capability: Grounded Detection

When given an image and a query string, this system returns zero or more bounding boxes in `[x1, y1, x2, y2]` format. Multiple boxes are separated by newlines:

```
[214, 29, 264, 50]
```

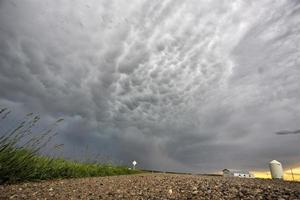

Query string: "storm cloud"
[276, 129, 300, 135]
[0, 0, 300, 172]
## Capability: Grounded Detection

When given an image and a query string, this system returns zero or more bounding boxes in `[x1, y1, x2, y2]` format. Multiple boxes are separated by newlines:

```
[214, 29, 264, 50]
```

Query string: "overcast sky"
[0, 0, 300, 173]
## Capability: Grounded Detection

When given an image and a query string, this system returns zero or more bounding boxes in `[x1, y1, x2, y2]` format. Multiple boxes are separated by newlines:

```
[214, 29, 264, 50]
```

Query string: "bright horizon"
[254, 167, 300, 181]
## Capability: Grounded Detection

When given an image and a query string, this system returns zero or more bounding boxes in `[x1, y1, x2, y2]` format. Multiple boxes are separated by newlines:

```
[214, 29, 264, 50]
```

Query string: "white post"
[132, 160, 137, 170]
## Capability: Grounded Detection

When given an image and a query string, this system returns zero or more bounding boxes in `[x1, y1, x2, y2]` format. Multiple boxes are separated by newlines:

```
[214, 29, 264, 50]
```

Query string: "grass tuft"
[0, 108, 138, 184]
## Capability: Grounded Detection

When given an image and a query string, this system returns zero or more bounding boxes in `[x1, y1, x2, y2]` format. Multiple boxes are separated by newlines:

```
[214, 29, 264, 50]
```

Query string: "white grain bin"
[269, 160, 283, 179]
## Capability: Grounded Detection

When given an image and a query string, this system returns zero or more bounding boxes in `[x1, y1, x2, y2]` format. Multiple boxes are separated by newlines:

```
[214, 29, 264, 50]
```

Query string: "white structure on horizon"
[223, 169, 255, 178]
[269, 160, 283, 179]
[132, 160, 137, 170]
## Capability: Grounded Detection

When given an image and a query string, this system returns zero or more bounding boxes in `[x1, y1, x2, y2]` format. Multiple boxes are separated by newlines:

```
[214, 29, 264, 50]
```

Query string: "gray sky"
[0, 0, 300, 173]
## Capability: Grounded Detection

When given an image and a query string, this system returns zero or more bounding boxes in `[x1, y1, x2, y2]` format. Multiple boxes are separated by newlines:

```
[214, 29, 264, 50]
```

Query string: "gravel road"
[1, 173, 299, 199]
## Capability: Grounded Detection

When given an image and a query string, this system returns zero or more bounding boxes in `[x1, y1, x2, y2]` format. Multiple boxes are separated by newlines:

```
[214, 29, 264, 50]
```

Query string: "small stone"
[49, 188, 54, 191]
[168, 189, 173, 195]
[9, 195, 18, 199]
[192, 190, 198, 195]
[255, 189, 263, 193]
[130, 192, 136, 196]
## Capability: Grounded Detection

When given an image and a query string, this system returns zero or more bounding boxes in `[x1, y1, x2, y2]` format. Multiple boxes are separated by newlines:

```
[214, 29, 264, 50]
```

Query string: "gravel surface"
[1, 173, 299, 199]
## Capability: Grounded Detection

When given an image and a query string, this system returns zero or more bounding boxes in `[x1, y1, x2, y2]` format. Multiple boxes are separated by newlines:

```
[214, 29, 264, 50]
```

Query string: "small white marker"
[132, 160, 137, 170]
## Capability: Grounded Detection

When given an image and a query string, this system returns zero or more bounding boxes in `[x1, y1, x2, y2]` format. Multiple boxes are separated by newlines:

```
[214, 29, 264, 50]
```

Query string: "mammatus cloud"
[0, 0, 300, 172]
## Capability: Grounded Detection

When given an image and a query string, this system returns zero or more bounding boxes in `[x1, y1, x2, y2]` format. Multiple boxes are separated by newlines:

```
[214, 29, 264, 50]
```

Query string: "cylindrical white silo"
[269, 160, 283, 179]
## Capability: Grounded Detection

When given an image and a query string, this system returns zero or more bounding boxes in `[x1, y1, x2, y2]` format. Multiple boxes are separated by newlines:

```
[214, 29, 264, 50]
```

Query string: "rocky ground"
[0, 173, 299, 200]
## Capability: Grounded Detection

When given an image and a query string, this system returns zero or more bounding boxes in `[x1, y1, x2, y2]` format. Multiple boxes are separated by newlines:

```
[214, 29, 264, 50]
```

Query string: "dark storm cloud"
[276, 129, 300, 135]
[1, 0, 300, 172]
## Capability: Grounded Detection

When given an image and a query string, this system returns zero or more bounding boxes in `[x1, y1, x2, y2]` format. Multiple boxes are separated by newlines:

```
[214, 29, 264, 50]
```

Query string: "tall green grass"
[0, 108, 137, 184]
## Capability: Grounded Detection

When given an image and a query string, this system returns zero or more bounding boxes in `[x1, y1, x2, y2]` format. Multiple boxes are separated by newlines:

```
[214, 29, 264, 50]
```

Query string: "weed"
[0, 108, 138, 184]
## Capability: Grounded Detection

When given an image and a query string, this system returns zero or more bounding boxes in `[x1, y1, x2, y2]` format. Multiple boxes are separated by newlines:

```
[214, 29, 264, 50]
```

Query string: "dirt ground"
[1, 173, 299, 200]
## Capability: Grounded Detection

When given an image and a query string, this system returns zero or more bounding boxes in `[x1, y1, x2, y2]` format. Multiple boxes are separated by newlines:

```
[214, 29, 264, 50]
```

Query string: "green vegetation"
[0, 108, 138, 184]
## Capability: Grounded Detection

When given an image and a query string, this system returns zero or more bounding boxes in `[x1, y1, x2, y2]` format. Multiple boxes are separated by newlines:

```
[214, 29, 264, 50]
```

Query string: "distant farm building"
[223, 169, 255, 178]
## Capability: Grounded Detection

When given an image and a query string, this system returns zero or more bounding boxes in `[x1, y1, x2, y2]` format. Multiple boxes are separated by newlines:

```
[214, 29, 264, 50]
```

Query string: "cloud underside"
[276, 129, 300, 135]
[0, 0, 300, 172]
